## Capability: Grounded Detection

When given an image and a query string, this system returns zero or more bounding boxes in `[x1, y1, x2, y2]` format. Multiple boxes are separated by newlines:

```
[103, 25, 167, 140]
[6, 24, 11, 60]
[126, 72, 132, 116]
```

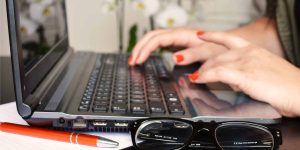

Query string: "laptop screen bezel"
[6, 0, 69, 115]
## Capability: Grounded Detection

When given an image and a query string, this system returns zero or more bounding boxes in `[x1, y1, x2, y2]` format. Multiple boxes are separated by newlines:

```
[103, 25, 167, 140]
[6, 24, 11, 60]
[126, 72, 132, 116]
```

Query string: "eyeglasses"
[130, 118, 282, 150]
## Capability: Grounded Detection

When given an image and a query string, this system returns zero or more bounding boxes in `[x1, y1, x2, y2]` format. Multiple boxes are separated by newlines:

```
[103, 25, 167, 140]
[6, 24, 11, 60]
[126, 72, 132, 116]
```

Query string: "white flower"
[156, 4, 188, 28]
[19, 15, 38, 36]
[29, 3, 56, 23]
[26, 0, 54, 6]
[100, 0, 118, 14]
[132, 0, 160, 16]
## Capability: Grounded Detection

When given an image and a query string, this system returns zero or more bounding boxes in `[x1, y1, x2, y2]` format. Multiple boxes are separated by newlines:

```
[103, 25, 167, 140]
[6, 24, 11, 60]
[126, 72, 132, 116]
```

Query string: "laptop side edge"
[6, 0, 32, 118]
[6, 0, 72, 119]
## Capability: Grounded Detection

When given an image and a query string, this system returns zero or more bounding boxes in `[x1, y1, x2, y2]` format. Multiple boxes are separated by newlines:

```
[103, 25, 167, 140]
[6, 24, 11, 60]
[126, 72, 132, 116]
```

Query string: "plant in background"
[126, 24, 138, 53]
[27, 0, 56, 24]
[20, 0, 59, 59]
[132, 0, 160, 30]
[98, 0, 190, 53]
[156, 4, 188, 28]
[132, 0, 160, 17]
[19, 15, 38, 36]
[100, 0, 118, 14]
[126, 0, 161, 52]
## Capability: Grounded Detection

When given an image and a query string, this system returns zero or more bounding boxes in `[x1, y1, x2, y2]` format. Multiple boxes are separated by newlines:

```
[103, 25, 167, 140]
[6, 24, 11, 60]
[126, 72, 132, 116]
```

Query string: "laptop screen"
[7, 0, 69, 99]
[18, 0, 67, 72]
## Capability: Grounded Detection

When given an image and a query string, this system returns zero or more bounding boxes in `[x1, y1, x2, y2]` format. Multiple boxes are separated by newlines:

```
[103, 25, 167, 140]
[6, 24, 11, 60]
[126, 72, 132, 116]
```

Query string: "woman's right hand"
[129, 28, 228, 65]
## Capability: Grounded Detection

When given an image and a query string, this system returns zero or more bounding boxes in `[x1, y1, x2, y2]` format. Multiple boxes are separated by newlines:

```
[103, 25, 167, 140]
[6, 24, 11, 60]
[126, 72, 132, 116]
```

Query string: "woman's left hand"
[189, 32, 300, 117]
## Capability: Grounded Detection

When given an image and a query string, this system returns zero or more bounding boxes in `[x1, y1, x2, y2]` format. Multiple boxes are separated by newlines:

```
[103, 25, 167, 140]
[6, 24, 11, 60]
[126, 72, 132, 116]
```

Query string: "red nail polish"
[188, 71, 199, 81]
[175, 54, 184, 63]
[128, 56, 133, 65]
[197, 31, 205, 36]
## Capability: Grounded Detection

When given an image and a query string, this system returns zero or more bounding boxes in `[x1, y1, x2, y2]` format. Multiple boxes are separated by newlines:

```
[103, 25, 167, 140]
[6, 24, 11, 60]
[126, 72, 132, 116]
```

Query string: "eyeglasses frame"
[130, 117, 282, 150]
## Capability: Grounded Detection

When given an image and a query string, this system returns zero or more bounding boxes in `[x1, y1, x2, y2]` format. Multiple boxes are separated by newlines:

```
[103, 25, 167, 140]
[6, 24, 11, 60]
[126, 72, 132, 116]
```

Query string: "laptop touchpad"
[177, 77, 281, 122]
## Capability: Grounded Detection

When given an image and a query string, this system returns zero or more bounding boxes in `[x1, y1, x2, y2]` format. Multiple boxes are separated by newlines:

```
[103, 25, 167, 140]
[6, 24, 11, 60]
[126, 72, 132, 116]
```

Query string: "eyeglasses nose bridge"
[197, 128, 210, 133]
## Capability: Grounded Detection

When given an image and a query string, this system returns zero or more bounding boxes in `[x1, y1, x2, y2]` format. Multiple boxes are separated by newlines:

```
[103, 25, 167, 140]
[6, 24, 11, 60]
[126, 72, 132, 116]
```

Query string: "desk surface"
[0, 102, 132, 150]
[1, 102, 300, 150]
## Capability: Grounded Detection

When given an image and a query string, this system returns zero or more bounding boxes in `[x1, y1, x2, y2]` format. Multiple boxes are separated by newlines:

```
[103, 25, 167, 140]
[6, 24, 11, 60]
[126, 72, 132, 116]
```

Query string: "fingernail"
[175, 54, 184, 63]
[188, 71, 199, 81]
[197, 31, 205, 36]
[128, 56, 133, 65]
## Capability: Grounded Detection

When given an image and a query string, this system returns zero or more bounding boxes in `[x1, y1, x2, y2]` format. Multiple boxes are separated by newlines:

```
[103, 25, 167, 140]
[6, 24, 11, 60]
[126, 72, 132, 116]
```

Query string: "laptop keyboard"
[78, 54, 185, 116]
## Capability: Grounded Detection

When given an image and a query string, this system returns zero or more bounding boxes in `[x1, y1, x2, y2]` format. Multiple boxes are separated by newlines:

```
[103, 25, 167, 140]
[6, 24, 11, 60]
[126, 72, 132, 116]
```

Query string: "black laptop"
[6, 0, 281, 131]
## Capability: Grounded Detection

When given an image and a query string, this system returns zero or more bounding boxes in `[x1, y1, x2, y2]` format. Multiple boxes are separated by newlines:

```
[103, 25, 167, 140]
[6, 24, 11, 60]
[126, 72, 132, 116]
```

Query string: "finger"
[130, 29, 169, 65]
[173, 43, 227, 65]
[197, 31, 250, 49]
[199, 49, 243, 72]
[188, 63, 244, 89]
[135, 30, 202, 64]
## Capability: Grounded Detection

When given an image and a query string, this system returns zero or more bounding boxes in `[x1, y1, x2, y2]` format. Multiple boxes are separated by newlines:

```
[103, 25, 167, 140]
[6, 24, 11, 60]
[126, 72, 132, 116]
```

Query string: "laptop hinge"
[20, 95, 39, 118]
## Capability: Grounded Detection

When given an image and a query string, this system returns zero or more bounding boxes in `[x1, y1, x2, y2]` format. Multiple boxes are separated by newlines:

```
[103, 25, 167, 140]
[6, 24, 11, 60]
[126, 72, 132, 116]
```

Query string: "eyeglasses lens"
[215, 125, 274, 150]
[135, 120, 193, 150]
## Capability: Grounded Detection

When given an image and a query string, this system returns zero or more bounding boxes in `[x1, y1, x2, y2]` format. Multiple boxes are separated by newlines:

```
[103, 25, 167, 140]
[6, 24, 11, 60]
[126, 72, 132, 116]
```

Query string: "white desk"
[0, 102, 132, 150]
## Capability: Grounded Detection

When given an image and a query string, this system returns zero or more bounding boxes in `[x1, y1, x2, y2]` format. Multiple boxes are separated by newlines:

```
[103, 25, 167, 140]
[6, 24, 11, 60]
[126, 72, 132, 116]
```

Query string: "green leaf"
[127, 24, 138, 53]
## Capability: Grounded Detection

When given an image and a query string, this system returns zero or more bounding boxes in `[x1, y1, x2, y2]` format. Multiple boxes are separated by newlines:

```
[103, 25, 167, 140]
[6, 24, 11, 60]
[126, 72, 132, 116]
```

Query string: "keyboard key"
[112, 104, 127, 113]
[148, 97, 162, 102]
[97, 88, 110, 93]
[113, 99, 127, 104]
[166, 92, 178, 98]
[93, 105, 108, 112]
[79, 105, 89, 112]
[131, 91, 144, 95]
[94, 100, 109, 105]
[148, 93, 161, 98]
[114, 95, 127, 100]
[81, 101, 91, 105]
[167, 101, 181, 106]
[131, 104, 146, 114]
[169, 106, 184, 115]
[131, 95, 144, 99]
[150, 102, 165, 114]
[96, 92, 110, 97]
[115, 87, 127, 91]
[167, 97, 179, 102]
[131, 99, 145, 104]
[95, 96, 109, 101]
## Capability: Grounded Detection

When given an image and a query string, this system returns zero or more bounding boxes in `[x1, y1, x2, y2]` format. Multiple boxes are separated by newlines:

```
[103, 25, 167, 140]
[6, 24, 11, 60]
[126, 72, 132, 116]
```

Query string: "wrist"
[227, 17, 284, 57]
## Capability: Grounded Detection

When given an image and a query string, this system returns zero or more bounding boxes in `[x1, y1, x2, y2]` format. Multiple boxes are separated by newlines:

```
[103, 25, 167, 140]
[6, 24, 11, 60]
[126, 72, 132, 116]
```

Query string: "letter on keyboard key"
[93, 105, 108, 112]
[169, 106, 184, 115]
[131, 104, 146, 114]
[150, 105, 165, 114]
[112, 104, 127, 113]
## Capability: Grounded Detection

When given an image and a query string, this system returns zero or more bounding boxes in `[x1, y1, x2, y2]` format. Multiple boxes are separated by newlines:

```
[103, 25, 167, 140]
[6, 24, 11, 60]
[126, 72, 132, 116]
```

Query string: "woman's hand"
[129, 28, 227, 65]
[189, 32, 300, 117]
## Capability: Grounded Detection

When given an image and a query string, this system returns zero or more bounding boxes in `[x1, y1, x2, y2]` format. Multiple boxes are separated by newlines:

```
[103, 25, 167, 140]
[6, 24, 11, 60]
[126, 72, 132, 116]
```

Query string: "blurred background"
[0, 0, 266, 103]
[65, 0, 266, 52]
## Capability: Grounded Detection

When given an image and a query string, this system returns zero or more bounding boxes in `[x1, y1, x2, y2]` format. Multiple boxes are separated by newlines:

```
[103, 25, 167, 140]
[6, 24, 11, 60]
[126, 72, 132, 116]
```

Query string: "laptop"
[6, 0, 281, 131]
